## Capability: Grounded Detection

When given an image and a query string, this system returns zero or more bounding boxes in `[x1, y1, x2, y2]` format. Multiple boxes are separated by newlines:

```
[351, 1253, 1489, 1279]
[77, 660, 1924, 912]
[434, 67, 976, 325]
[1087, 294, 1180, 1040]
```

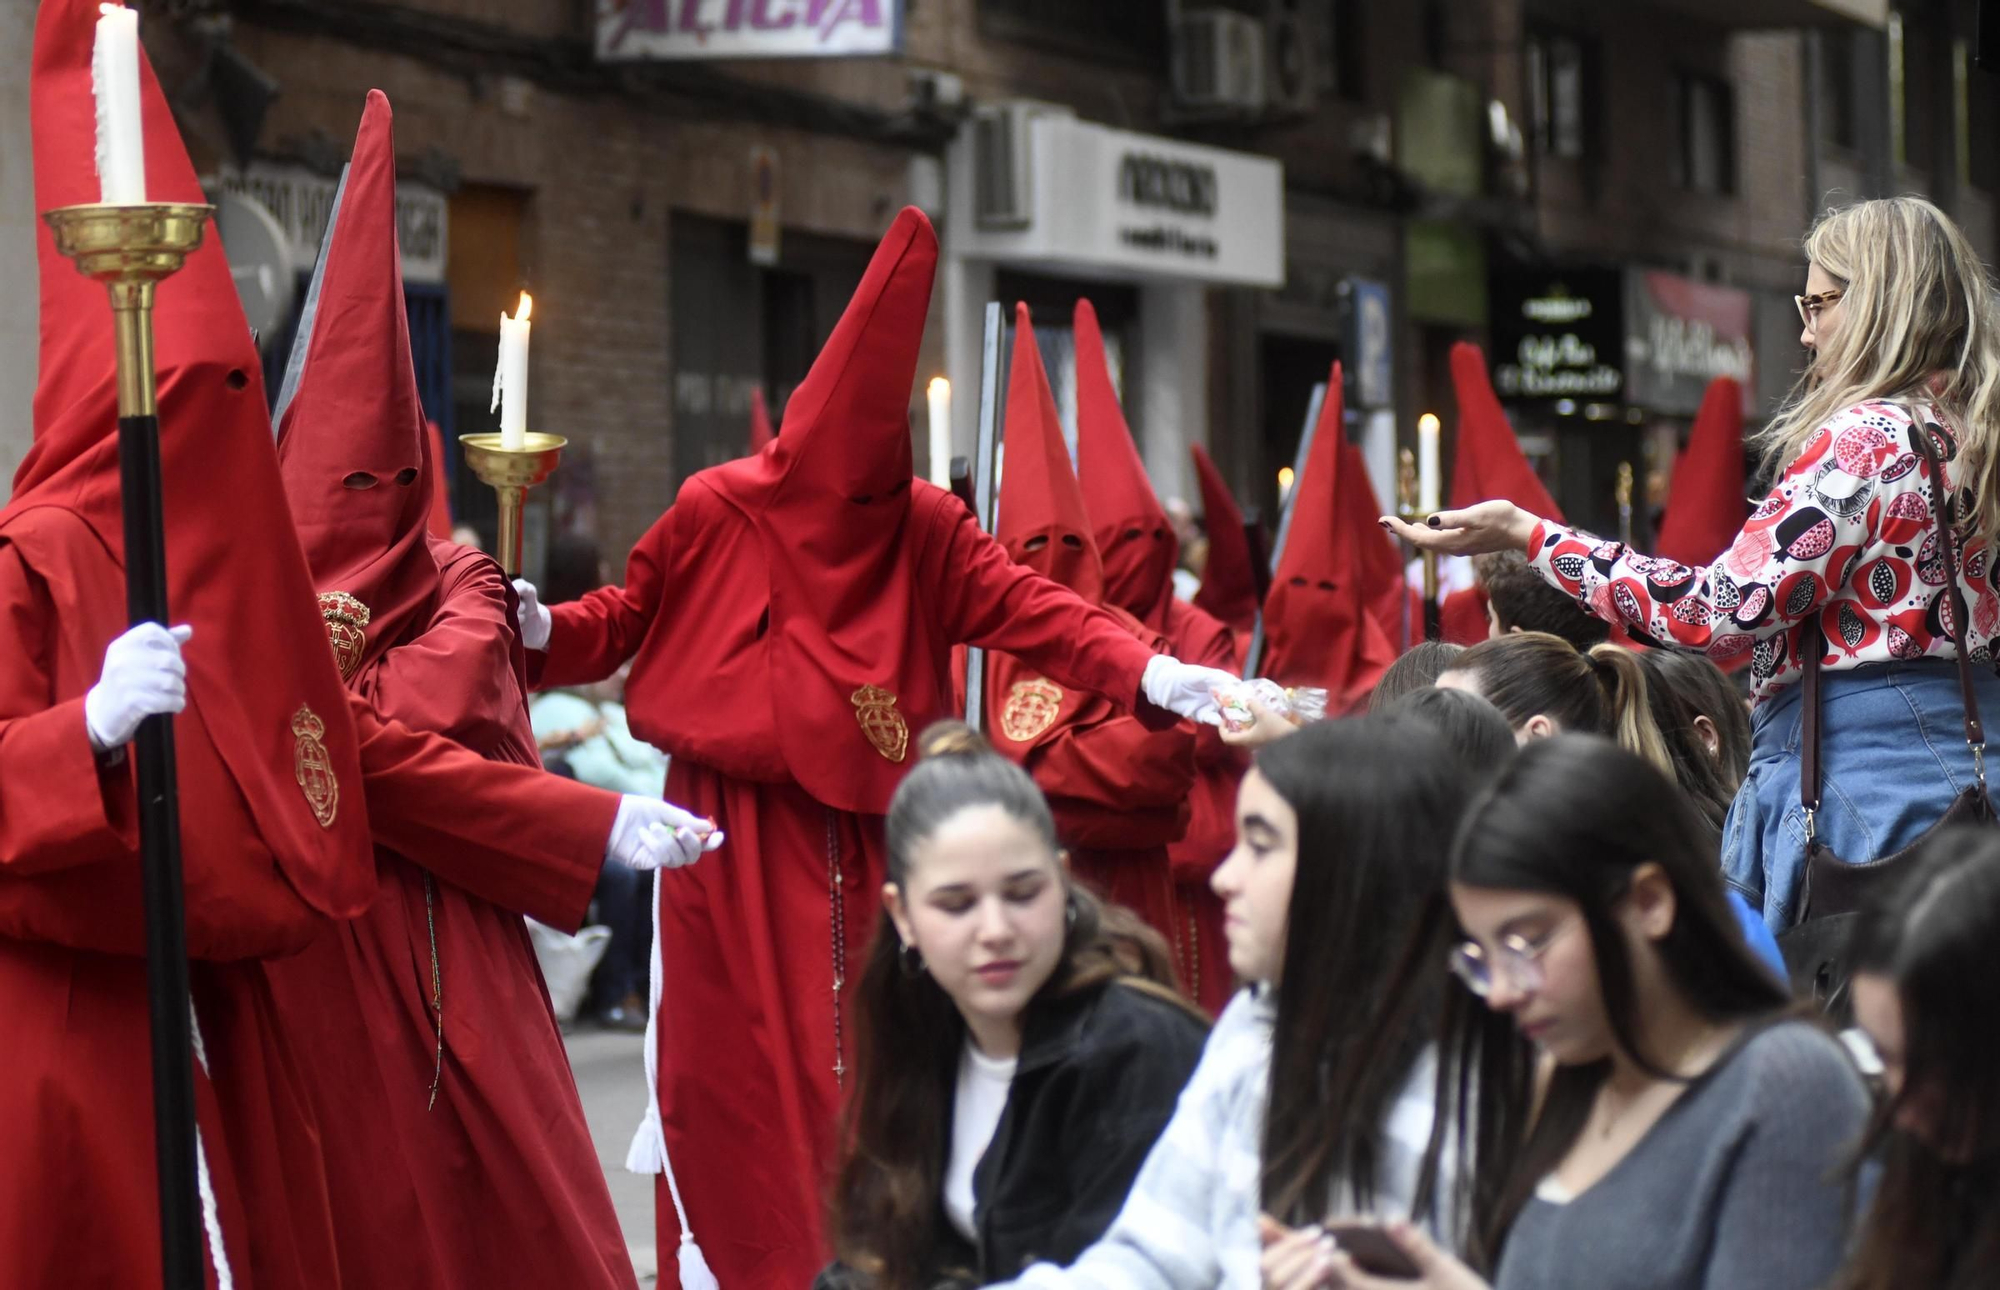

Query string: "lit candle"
[926, 377, 952, 488]
[91, 4, 146, 204]
[1277, 465, 1295, 502]
[492, 292, 532, 451]
[1417, 412, 1441, 514]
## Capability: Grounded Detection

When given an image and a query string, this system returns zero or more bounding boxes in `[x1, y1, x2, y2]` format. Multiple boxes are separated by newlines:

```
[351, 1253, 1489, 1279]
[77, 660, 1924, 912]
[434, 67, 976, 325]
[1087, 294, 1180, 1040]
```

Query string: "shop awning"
[1645, 0, 1886, 28]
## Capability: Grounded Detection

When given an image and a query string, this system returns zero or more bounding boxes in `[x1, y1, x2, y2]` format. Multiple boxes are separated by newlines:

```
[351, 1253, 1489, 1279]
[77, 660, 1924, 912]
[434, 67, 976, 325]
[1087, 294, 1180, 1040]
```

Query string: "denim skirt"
[1721, 659, 2000, 931]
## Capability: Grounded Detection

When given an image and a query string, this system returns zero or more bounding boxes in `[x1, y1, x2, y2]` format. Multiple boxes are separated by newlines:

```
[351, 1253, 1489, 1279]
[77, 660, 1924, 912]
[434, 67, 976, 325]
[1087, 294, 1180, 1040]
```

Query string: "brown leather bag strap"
[1799, 410, 1986, 825]
[1907, 412, 1986, 751]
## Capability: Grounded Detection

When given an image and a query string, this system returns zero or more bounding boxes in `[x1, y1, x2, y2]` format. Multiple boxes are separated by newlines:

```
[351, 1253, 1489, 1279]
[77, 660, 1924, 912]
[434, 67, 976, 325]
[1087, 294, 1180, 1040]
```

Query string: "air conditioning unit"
[971, 101, 1067, 230]
[1262, 0, 1317, 117]
[1171, 9, 1265, 113]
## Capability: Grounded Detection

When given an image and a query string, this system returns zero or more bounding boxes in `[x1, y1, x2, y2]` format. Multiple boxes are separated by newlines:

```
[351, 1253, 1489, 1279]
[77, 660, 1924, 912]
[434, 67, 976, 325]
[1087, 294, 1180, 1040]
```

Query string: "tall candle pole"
[1398, 445, 1441, 642]
[467, 292, 562, 576]
[44, 195, 212, 1290]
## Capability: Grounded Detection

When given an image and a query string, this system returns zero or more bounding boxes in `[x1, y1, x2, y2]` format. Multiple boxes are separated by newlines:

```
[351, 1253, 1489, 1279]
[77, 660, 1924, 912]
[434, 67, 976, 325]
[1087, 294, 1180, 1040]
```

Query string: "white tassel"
[188, 1004, 237, 1290]
[625, 865, 723, 1284]
[676, 1232, 721, 1290]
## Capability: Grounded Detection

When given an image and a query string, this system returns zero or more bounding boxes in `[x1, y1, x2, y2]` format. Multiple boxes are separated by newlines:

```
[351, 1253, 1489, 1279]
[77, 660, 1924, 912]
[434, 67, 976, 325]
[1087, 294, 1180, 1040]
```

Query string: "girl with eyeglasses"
[1389, 197, 2000, 933]
[1278, 736, 1868, 1290]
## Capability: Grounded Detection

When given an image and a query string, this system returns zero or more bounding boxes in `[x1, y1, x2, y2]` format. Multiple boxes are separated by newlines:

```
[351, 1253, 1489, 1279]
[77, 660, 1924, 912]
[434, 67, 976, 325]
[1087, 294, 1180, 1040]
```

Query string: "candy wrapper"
[1215, 679, 1330, 733]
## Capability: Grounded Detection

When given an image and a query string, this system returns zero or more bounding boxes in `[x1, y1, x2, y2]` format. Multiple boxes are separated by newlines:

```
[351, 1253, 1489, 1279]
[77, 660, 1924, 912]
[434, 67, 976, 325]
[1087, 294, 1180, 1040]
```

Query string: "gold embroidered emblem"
[317, 591, 371, 682]
[1001, 678, 1064, 743]
[850, 685, 909, 763]
[291, 705, 340, 828]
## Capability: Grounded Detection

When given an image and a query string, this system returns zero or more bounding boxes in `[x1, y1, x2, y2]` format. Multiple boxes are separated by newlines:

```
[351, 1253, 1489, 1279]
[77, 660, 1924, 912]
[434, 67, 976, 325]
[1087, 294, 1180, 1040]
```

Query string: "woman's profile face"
[1800, 261, 1846, 353]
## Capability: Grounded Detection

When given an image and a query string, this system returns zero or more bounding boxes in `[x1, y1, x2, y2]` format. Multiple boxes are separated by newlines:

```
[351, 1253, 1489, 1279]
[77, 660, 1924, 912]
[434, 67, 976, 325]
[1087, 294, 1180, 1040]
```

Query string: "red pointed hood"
[1189, 444, 1258, 634]
[275, 90, 442, 686]
[1337, 436, 1416, 650]
[997, 304, 1103, 602]
[1448, 342, 1563, 520]
[644, 207, 938, 814]
[425, 420, 453, 539]
[1261, 364, 1398, 703]
[1655, 377, 1747, 566]
[10, 0, 373, 919]
[747, 385, 775, 454]
[1074, 298, 1177, 630]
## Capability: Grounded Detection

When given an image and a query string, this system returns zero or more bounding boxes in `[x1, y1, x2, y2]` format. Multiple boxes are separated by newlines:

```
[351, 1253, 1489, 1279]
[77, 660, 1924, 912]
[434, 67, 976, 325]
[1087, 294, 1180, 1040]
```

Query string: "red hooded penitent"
[1262, 363, 1399, 704]
[986, 304, 1191, 944]
[1655, 376, 1748, 567]
[536, 209, 1169, 1287]
[1189, 442, 1260, 638]
[268, 90, 632, 1290]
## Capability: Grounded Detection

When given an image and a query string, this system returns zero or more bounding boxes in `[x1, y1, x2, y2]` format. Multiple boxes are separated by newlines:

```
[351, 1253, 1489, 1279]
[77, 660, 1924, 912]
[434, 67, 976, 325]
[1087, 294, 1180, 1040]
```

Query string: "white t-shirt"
[943, 1039, 1019, 1241]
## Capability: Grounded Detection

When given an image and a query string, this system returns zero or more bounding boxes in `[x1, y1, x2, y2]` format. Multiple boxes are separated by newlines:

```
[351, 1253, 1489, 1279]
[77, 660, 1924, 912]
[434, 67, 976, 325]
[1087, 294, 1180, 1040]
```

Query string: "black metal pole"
[117, 409, 203, 1290]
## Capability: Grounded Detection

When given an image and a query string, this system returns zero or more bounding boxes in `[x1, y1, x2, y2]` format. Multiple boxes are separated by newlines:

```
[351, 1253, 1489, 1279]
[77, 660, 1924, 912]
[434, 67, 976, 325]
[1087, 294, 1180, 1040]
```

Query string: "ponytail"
[1586, 645, 1674, 774]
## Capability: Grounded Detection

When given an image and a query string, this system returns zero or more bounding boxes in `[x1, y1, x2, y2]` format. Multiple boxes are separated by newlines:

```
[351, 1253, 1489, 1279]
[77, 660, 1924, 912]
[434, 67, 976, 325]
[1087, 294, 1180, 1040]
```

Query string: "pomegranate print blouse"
[1527, 401, 1998, 706]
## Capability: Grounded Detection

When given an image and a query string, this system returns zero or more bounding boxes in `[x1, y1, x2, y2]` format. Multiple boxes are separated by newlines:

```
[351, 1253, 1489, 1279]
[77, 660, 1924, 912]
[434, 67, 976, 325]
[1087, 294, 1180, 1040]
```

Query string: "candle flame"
[928, 376, 950, 398]
[1278, 466, 1296, 496]
[514, 292, 533, 323]
[1418, 412, 1440, 435]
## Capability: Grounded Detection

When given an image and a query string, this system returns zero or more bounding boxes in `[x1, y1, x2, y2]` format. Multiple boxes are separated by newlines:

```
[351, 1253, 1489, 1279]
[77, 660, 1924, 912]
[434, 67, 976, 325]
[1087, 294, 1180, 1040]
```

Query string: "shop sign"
[950, 114, 1283, 287]
[209, 162, 448, 284]
[1348, 278, 1393, 410]
[1623, 270, 1755, 416]
[1490, 267, 1624, 401]
[598, 0, 902, 61]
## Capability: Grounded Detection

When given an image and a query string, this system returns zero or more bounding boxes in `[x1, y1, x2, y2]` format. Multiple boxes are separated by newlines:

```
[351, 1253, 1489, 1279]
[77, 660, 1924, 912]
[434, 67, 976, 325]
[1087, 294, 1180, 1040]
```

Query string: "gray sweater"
[1495, 1019, 1869, 1290]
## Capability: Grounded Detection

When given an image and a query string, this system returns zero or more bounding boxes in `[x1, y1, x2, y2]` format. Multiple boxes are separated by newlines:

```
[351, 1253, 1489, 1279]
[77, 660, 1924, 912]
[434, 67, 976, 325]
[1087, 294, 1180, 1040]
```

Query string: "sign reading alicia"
[598, 0, 902, 60]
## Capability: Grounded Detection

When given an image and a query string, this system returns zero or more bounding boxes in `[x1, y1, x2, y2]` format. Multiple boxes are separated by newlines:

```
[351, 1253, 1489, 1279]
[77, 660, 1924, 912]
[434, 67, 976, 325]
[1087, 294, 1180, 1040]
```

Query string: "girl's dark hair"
[1449, 632, 1672, 772]
[1256, 716, 1472, 1228]
[832, 721, 1190, 1288]
[1388, 686, 1519, 777]
[1636, 650, 1752, 806]
[1368, 640, 1465, 711]
[1842, 828, 2000, 1290]
[1434, 735, 1789, 1272]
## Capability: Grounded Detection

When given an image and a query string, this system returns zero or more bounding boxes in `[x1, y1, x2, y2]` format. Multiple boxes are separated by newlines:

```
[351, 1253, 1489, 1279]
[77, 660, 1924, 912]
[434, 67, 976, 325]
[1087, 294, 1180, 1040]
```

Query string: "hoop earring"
[898, 941, 927, 977]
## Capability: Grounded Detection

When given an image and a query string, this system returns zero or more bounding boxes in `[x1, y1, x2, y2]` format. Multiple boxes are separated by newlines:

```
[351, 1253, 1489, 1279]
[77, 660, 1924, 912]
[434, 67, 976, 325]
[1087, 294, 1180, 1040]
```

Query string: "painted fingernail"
[1378, 518, 1392, 529]
[1426, 515, 1442, 528]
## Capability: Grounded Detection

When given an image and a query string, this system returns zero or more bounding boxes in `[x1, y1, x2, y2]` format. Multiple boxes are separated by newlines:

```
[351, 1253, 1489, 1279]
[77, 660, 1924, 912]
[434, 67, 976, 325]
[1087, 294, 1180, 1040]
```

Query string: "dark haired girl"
[1300, 736, 1867, 1290]
[993, 715, 1472, 1289]
[823, 723, 1207, 1290]
[1841, 828, 2000, 1290]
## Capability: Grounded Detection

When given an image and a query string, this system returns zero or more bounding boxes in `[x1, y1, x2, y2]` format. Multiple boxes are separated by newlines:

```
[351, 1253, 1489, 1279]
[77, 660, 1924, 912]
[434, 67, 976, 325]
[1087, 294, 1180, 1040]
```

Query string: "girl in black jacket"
[820, 722, 1209, 1290]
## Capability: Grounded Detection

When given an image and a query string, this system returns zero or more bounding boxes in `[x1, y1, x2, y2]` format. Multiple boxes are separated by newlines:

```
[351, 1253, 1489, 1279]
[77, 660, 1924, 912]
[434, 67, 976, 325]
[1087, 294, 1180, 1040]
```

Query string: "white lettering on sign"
[598, 0, 900, 60]
[1521, 293, 1593, 324]
[1494, 332, 1621, 397]
[1638, 315, 1752, 384]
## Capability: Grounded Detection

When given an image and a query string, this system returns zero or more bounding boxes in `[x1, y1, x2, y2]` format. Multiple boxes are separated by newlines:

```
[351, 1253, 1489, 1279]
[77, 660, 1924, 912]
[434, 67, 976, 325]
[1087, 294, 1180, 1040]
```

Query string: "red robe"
[539, 483, 1158, 1287]
[262, 544, 631, 1290]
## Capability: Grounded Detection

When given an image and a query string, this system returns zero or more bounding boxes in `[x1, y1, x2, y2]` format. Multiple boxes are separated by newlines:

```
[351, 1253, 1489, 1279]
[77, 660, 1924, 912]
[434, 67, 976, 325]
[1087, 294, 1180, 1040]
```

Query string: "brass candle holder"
[1615, 460, 1636, 547]
[460, 431, 566, 576]
[1397, 446, 1440, 642]
[44, 199, 213, 1290]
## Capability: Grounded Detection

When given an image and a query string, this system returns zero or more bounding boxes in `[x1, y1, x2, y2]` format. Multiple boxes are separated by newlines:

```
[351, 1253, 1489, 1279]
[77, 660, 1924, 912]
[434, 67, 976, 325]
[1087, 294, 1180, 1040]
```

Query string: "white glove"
[512, 578, 552, 652]
[1141, 654, 1239, 727]
[84, 623, 193, 752]
[606, 794, 726, 872]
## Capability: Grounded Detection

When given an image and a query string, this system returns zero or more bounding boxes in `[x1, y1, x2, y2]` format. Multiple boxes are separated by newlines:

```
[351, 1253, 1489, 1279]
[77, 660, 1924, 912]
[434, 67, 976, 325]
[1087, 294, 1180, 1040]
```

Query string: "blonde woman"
[1387, 197, 2000, 932]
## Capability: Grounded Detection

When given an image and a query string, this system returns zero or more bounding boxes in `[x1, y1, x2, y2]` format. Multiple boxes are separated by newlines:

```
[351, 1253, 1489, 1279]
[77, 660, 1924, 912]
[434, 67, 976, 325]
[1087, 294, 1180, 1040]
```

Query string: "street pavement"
[566, 1026, 657, 1286]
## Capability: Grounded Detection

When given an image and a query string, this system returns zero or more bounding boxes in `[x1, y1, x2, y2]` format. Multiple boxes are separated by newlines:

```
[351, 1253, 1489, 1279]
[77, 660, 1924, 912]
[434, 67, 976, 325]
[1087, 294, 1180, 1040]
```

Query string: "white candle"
[492, 292, 532, 450]
[91, 4, 146, 204]
[1417, 412, 1441, 514]
[926, 377, 952, 488]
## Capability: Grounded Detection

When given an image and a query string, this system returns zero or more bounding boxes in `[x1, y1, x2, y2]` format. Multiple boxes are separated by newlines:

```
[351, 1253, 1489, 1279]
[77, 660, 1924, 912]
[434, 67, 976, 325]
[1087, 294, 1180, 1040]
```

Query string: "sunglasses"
[1795, 288, 1844, 328]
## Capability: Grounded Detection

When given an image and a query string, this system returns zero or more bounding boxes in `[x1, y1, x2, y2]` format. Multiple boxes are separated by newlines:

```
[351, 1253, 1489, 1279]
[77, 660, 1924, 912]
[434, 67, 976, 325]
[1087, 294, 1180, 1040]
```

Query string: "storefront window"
[1676, 73, 1735, 195]
[1526, 29, 1591, 161]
